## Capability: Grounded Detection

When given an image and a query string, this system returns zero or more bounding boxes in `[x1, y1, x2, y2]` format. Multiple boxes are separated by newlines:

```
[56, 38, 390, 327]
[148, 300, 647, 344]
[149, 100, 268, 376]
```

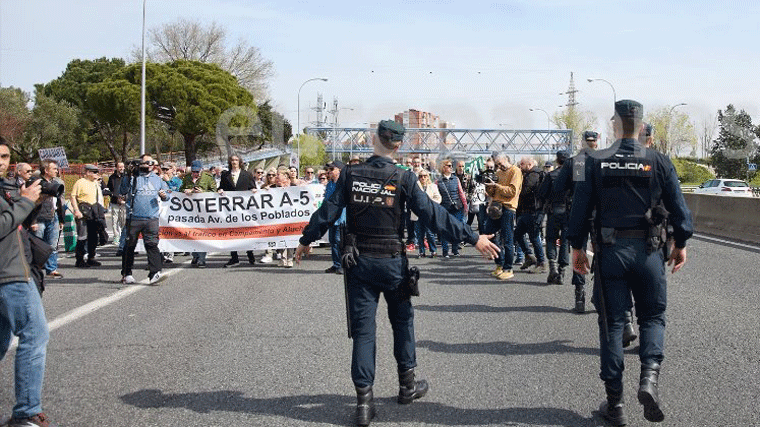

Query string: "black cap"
[544, 161, 553, 168]
[614, 99, 644, 119]
[644, 123, 653, 137]
[583, 131, 599, 141]
[377, 120, 405, 142]
[326, 160, 345, 169]
[556, 150, 569, 164]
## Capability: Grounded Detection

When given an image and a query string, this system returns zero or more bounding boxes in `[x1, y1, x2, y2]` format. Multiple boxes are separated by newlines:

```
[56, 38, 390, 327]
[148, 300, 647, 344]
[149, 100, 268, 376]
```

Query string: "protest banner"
[38, 146, 70, 169]
[156, 184, 325, 252]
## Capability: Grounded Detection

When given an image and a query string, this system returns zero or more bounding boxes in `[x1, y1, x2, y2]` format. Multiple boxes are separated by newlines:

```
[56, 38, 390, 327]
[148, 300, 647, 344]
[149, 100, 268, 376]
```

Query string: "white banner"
[38, 146, 69, 169]
[156, 185, 325, 252]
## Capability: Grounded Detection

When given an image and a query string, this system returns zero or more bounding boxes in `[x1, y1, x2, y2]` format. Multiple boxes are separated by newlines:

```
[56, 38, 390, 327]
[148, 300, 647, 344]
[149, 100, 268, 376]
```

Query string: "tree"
[552, 107, 597, 152]
[644, 106, 697, 157]
[86, 77, 142, 163]
[699, 114, 717, 159]
[24, 93, 80, 163]
[0, 87, 31, 161]
[294, 133, 327, 170]
[136, 18, 274, 99]
[710, 105, 760, 180]
[40, 58, 128, 163]
[250, 101, 292, 148]
[127, 60, 255, 165]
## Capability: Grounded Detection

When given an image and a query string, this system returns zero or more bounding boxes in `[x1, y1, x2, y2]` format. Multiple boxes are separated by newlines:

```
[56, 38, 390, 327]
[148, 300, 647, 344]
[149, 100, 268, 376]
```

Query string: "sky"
[2, 0, 759, 147]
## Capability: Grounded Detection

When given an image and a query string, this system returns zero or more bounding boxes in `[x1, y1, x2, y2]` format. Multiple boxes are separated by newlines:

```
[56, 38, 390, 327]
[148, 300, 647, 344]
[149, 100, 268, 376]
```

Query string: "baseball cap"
[84, 164, 99, 172]
[583, 131, 599, 141]
[377, 120, 405, 142]
[191, 160, 203, 172]
[326, 160, 345, 169]
[614, 99, 644, 119]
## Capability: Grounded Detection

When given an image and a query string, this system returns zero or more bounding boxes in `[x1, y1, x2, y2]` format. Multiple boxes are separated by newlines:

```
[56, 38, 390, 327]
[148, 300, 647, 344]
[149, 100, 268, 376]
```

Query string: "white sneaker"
[285, 259, 294, 268]
[148, 271, 162, 285]
[260, 255, 273, 264]
[122, 275, 136, 284]
[280, 257, 288, 267]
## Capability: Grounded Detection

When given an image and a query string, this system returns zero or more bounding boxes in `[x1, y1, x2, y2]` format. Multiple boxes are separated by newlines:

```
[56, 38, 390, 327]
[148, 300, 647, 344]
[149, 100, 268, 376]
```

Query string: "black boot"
[355, 386, 376, 426]
[622, 311, 637, 348]
[574, 284, 585, 314]
[397, 368, 429, 404]
[638, 363, 664, 422]
[599, 383, 627, 426]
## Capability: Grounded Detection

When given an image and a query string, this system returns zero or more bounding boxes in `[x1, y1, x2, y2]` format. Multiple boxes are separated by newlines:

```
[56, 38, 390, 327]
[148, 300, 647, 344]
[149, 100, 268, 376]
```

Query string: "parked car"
[693, 179, 753, 197]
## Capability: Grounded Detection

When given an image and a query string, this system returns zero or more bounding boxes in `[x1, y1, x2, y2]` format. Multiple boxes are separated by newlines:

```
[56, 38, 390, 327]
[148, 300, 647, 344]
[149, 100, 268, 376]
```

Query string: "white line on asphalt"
[693, 233, 760, 250]
[8, 264, 186, 352]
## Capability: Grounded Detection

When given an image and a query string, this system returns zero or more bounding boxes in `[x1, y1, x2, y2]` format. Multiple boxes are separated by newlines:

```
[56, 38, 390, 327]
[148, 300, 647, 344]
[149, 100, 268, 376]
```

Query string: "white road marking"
[693, 233, 760, 250]
[7, 265, 186, 352]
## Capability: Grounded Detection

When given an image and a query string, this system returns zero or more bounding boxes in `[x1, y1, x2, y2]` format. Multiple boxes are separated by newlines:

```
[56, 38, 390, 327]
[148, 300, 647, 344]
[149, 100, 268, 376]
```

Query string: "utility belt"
[599, 226, 665, 255]
[355, 238, 406, 257]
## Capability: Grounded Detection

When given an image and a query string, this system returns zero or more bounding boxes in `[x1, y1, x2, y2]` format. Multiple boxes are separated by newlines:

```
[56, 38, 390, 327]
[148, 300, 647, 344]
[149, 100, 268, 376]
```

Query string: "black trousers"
[121, 218, 163, 277]
[75, 218, 100, 262]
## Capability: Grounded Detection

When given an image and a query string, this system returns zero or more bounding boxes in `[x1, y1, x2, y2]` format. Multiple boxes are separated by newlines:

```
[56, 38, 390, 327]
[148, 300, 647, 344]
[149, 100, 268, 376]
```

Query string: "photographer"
[119, 154, 169, 285]
[31, 160, 66, 280]
[70, 164, 105, 268]
[0, 138, 58, 426]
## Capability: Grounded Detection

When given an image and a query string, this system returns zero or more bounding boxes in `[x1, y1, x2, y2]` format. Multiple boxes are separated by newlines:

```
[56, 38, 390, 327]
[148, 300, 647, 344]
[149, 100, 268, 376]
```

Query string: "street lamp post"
[296, 77, 328, 166]
[529, 108, 551, 129]
[587, 78, 616, 103]
[332, 107, 354, 160]
[140, 0, 147, 155]
[666, 103, 687, 157]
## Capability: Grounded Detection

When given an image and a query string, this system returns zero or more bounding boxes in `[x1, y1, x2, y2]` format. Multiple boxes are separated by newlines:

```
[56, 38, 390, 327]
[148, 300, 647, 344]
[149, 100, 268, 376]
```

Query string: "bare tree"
[134, 18, 274, 99]
[700, 114, 717, 159]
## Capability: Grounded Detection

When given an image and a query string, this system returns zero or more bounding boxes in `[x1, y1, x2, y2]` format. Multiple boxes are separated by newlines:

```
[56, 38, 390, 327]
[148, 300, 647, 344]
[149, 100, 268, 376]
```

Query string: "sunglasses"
[267, 173, 276, 177]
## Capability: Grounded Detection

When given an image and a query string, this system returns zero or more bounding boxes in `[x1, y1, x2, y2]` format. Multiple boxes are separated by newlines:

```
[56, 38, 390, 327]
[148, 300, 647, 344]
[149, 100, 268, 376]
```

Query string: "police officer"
[295, 120, 499, 427]
[552, 131, 599, 312]
[538, 150, 570, 287]
[567, 100, 692, 426]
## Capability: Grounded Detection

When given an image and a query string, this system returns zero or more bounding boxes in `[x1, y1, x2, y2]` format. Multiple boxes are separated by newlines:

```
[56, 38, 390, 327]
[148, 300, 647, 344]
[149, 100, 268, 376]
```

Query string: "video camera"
[476, 169, 498, 184]
[25, 176, 64, 197]
[126, 159, 157, 177]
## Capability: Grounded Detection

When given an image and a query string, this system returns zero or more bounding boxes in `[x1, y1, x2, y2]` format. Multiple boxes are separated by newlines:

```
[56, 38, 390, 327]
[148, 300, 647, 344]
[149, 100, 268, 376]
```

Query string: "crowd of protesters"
[3, 146, 596, 294]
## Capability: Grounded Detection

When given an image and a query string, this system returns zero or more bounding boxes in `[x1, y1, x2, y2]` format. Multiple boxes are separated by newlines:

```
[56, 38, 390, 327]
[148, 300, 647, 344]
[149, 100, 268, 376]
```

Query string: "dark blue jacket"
[300, 155, 478, 247]
[567, 139, 693, 249]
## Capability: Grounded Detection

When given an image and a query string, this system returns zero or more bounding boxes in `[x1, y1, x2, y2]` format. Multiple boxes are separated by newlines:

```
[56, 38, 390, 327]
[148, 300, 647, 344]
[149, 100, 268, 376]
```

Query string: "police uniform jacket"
[567, 138, 693, 249]
[300, 155, 479, 248]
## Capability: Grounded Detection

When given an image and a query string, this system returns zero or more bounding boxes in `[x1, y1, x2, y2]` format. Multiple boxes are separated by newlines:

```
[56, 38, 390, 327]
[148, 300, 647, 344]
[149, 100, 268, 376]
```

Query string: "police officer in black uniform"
[567, 100, 692, 426]
[552, 131, 599, 313]
[295, 120, 499, 427]
[538, 150, 571, 286]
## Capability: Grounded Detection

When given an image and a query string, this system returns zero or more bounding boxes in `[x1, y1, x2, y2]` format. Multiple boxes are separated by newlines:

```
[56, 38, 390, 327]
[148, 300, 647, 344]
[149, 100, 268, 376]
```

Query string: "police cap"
[614, 99, 644, 119]
[377, 120, 405, 142]
[583, 131, 599, 141]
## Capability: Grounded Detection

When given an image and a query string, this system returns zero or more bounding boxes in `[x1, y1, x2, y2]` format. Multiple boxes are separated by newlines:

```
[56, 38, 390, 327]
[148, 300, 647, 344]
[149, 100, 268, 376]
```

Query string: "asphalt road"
[1, 235, 758, 427]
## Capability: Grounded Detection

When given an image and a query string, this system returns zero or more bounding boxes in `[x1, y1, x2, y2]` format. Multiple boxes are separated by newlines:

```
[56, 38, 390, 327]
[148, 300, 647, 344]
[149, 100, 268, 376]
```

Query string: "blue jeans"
[329, 224, 341, 269]
[0, 279, 49, 419]
[486, 209, 515, 271]
[415, 221, 437, 254]
[594, 238, 666, 386]
[515, 212, 545, 264]
[347, 255, 415, 388]
[34, 217, 59, 274]
[440, 209, 464, 256]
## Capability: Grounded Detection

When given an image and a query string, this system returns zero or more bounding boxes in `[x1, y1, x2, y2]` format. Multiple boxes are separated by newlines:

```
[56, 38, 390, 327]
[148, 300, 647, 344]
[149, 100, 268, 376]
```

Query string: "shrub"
[672, 158, 715, 185]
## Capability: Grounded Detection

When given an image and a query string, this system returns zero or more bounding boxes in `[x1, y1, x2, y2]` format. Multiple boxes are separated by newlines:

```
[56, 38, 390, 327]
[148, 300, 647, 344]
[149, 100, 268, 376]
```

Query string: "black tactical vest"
[346, 162, 405, 241]
[595, 147, 658, 229]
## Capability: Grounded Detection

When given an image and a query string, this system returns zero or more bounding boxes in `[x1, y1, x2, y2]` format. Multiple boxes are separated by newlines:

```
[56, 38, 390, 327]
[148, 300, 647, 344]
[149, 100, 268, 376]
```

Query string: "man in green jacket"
[180, 160, 217, 268]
